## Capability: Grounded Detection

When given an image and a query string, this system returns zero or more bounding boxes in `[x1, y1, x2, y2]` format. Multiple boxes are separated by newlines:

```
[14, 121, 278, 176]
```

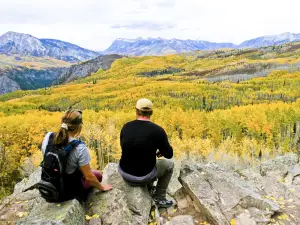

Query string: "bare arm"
[79, 164, 112, 191]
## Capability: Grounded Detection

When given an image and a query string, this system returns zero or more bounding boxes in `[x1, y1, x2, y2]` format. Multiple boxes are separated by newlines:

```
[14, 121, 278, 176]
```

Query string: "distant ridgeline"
[102, 32, 300, 56]
[2, 40, 300, 199]
[2, 31, 300, 95]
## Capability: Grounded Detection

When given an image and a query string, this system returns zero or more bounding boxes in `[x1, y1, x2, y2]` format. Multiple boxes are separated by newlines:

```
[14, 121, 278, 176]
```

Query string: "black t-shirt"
[119, 120, 173, 176]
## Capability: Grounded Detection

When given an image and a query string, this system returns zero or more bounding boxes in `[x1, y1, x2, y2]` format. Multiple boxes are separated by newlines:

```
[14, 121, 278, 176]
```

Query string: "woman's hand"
[100, 184, 113, 191]
[80, 164, 113, 191]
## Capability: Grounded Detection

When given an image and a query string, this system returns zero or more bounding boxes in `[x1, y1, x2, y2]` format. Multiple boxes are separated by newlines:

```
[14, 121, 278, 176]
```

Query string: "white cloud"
[0, 0, 299, 50]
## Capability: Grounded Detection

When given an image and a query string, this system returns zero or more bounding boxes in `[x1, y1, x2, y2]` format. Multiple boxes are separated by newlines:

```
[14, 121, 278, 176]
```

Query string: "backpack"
[38, 133, 83, 202]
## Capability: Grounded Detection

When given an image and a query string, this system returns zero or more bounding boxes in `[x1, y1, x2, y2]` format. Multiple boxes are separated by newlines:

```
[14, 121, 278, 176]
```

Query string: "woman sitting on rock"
[39, 109, 112, 202]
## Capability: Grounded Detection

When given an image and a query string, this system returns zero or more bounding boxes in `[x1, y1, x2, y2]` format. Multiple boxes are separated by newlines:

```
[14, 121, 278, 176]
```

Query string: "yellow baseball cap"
[136, 98, 153, 111]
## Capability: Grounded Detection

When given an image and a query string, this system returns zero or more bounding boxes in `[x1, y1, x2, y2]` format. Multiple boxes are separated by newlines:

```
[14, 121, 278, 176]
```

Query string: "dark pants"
[152, 159, 174, 200]
[119, 159, 174, 200]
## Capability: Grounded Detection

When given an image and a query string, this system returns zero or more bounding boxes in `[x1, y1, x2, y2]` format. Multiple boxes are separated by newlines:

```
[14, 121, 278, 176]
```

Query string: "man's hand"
[156, 151, 163, 158]
[100, 184, 113, 191]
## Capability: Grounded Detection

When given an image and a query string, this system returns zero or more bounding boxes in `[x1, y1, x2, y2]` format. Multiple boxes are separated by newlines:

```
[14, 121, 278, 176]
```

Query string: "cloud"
[155, 0, 177, 8]
[111, 22, 175, 30]
[0, 0, 300, 51]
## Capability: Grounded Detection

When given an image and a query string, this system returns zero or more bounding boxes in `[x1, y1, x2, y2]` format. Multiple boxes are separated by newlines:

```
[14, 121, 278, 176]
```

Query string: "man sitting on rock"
[118, 98, 174, 208]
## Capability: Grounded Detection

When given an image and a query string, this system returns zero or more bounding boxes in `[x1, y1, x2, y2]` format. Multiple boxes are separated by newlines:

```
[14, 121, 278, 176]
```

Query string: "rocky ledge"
[1, 153, 300, 225]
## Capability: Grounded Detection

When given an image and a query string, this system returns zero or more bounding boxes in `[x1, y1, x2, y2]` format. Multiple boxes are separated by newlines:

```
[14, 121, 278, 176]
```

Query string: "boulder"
[0, 168, 85, 225]
[86, 163, 152, 225]
[168, 160, 183, 197]
[20, 157, 36, 177]
[260, 153, 299, 178]
[1, 164, 153, 225]
[241, 155, 300, 225]
[5, 154, 300, 225]
[179, 162, 280, 225]
[166, 215, 195, 225]
[14, 167, 42, 194]
[236, 212, 256, 225]
[16, 198, 85, 225]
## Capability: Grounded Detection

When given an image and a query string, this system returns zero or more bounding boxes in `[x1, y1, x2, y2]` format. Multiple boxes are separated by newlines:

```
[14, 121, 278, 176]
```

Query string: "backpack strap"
[41, 133, 56, 166]
[48, 132, 55, 145]
[47, 133, 82, 153]
[64, 140, 83, 152]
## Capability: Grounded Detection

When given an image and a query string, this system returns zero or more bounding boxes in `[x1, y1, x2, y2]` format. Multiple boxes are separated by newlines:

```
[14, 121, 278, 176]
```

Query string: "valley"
[1, 40, 300, 201]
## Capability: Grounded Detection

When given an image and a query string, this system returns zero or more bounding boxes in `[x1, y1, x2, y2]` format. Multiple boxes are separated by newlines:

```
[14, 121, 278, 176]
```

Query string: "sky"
[1, 0, 300, 51]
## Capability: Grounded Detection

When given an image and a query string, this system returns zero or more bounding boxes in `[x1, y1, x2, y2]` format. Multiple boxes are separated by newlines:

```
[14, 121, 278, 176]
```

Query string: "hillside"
[0, 54, 70, 94]
[1, 41, 300, 200]
[0, 54, 123, 95]
[56, 54, 123, 84]
[0, 31, 99, 62]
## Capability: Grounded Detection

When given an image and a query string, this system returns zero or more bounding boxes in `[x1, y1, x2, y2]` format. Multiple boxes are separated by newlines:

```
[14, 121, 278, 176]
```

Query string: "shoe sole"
[156, 204, 173, 208]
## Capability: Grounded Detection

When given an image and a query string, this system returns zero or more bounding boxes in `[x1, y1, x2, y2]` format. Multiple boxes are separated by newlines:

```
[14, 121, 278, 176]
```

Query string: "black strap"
[48, 132, 55, 145]
[44, 132, 55, 156]
[46, 132, 82, 151]
[43, 133, 83, 159]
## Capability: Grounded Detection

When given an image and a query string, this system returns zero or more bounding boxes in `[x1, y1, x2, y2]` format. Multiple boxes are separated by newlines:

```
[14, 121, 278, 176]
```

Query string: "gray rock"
[260, 153, 299, 178]
[14, 167, 42, 194]
[6, 154, 300, 225]
[0, 166, 85, 225]
[0, 189, 84, 225]
[289, 164, 300, 178]
[0, 190, 41, 222]
[86, 163, 152, 225]
[179, 162, 280, 225]
[20, 157, 36, 178]
[166, 215, 195, 225]
[236, 212, 256, 225]
[16, 199, 85, 225]
[89, 218, 102, 225]
[168, 160, 183, 197]
[241, 160, 300, 225]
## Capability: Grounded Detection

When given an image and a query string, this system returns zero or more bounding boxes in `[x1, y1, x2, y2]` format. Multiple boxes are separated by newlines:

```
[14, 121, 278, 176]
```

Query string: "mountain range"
[2, 31, 300, 95]
[0, 32, 99, 62]
[2, 31, 300, 58]
[103, 32, 300, 56]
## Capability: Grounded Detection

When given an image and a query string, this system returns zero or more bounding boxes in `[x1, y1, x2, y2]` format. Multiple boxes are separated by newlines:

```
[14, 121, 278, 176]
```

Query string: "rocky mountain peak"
[0, 31, 99, 62]
[0, 31, 47, 56]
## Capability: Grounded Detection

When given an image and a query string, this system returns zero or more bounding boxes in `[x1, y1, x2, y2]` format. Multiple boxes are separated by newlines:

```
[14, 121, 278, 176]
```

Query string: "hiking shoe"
[154, 199, 173, 208]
